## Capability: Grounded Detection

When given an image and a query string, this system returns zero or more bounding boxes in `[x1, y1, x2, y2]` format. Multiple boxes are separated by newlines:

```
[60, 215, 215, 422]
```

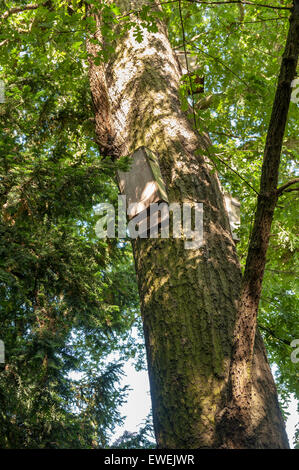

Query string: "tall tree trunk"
[87, 1, 289, 448]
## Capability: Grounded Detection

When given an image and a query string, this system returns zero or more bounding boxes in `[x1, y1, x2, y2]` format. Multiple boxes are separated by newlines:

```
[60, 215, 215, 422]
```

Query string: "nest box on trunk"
[117, 147, 240, 242]
[117, 146, 168, 219]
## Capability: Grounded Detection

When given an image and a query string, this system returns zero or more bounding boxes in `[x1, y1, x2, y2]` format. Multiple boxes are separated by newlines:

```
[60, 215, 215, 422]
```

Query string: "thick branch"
[1, 4, 39, 20]
[85, 5, 119, 158]
[277, 177, 299, 195]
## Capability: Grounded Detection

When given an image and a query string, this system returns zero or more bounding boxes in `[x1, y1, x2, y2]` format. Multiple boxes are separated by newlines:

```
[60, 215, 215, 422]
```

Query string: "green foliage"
[0, 0, 142, 448]
[111, 415, 155, 449]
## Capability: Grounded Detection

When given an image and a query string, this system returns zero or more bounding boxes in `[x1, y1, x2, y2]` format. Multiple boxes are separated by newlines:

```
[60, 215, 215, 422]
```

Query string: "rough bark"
[87, 1, 289, 448]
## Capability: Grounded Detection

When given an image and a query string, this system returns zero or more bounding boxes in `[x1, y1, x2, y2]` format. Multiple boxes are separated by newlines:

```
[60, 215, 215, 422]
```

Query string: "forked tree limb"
[277, 177, 299, 195]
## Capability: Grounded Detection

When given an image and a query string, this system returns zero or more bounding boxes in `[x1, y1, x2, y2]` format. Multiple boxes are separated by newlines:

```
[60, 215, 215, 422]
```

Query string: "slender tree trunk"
[221, 0, 299, 447]
[87, 1, 290, 448]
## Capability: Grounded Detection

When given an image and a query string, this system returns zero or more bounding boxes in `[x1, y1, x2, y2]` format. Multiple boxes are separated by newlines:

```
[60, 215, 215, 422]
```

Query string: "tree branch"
[178, 0, 197, 129]
[1, 1, 53, 21]
[1, 4, 40, 20]
[184, 0, 292, 10]
[258, 324, 291, 346]
[189, 41, 251, 88]
[277, 177, 299, 195]
[117, 1, 291, 21]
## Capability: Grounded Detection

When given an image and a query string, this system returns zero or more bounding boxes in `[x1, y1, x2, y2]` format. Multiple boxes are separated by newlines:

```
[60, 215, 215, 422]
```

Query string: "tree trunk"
[223, 0, 299, 447]
[87, 1, 289, 448]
